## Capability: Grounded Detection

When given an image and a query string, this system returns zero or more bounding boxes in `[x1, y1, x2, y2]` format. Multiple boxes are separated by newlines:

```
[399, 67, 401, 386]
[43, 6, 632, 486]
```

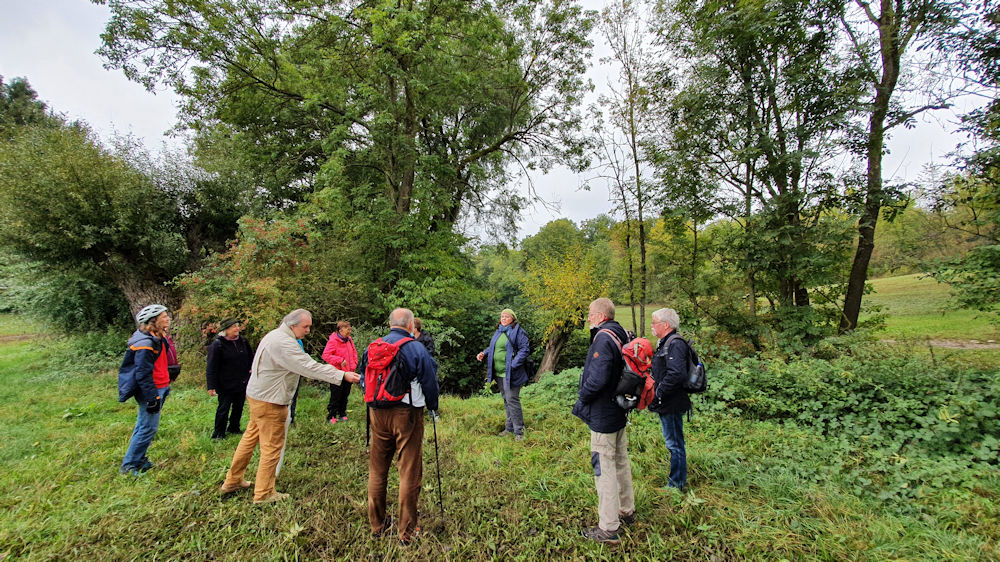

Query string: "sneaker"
[371, 515, 393, 538]
[211, 433, 226, 440]
[619, 511, 636, 526]
[581, 525, 620, 544]
[138, 460, 154, 472]
[220, 479, 253, 494]
[253, 491, 290, 504]
[399, 526, 421, 546]
[515, 433, 524, 442]
[329, 417, 338, 424]
[497, 429, 512, 437]
[340, 416, 348, 422]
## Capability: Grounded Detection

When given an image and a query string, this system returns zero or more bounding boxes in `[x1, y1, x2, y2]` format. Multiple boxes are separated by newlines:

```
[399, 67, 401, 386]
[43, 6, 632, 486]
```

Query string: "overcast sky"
[0, 0, 974, 239]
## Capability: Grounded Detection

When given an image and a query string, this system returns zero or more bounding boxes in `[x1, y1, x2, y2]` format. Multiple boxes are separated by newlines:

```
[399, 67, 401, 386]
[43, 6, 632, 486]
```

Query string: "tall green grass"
[0, 316, 997, 560]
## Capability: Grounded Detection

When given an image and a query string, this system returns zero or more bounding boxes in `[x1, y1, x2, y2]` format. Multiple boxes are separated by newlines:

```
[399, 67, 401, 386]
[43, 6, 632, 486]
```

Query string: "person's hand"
[476, 352, 484, 362]
[344, 371, 361, 384]
[208, 389, 217, 397]
[146, 398, 162, 414]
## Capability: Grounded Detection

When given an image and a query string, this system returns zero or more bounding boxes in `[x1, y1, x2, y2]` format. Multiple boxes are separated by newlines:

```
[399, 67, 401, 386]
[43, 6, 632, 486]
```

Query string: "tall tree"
[649, 0, 863, 320]
[593, 0, 658, 335]
[96, 0, 596, 291]
[838, 0, 958, 331]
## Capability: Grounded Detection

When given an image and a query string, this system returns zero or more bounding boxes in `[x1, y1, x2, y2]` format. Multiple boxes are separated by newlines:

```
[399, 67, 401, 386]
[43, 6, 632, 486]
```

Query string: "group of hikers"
[115, 298, 697, 546]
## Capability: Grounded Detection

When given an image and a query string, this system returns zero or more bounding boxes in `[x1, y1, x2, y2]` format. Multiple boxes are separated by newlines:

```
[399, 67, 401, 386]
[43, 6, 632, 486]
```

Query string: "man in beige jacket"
[220, 309, 360, 503]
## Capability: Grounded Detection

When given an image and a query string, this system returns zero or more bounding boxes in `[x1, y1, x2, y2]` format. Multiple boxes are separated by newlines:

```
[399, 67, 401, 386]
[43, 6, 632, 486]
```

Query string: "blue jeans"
[658, 412, 686, 489]
[121, 386, 169, 470]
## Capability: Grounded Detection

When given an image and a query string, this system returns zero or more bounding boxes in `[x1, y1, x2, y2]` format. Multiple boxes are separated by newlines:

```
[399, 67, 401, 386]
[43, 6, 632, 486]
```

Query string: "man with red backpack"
[360, 307, 439, 546]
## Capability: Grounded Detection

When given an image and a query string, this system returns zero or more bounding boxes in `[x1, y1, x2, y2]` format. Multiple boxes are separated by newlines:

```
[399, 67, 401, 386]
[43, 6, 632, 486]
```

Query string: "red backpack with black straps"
[599, 329, 656, 411]
[363, 337, 415, 407]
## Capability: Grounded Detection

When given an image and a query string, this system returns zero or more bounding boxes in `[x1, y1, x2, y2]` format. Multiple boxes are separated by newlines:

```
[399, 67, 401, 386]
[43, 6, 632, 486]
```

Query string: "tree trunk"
[533, 326, 570, 382]
[113, 275, 179, 326]
[841, 0, 900, 332]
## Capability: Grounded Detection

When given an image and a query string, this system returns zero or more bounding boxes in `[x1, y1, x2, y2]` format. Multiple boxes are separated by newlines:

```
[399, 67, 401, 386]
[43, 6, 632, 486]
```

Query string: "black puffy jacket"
[572, 321, 630, 433]
[648, 331, 692, 415]
[206, 335, 254, 393]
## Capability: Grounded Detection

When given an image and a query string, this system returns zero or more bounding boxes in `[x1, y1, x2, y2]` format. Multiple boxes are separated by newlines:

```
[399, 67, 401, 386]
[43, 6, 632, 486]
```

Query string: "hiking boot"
[211, 433, 226, 440]
[220, 479, 253, 494]
[138, 459, 154, 472]
[497, 429, 512, 437]
[253, 491, 290, 504]
[514, 433, 524, 442]
[371, 515, 393, 538]
[619, 511, 636, 526]
[581, 525, 620, 544]
[399, 526, 421, 546]
[227, 427, 243, 435]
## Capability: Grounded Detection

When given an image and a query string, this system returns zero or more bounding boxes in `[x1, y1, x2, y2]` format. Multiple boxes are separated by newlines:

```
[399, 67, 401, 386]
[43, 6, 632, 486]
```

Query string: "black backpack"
[665, 334, 707, 394]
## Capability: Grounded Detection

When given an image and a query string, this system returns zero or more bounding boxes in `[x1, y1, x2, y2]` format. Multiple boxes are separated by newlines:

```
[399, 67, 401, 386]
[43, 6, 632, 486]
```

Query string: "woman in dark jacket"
[476, 308, 531, 441]
[206, 318, 254, 439]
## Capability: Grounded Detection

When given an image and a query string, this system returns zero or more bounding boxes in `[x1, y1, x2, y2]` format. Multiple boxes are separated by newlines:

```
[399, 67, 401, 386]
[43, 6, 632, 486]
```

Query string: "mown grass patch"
[0, 315, 997, 560]
[866, 273, 999, 340]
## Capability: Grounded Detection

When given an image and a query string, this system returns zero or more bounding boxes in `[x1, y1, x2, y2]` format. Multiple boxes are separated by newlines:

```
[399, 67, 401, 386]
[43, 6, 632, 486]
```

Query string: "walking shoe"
[329, 417, 338, 424]
[371, 515, 393, 538]
[399, 526, 421, 546]
[253, 491, 290, 504]
[619, 511, 636, 526]
[211, 433, 226, 440]
[497, 429, 512, 437]
[227, 427, 243, 434]
[220, 479, 253, 494]
[340, 416, 348, 422]
[515, 433, 524, 442]
[138, 459, 154, 472]
[581, 525, 620, 544]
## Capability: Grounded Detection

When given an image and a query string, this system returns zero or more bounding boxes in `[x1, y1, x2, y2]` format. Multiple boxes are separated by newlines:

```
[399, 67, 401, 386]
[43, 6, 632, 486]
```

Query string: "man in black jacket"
[572, 298, 635, 544]
[650, 307, 692, 490]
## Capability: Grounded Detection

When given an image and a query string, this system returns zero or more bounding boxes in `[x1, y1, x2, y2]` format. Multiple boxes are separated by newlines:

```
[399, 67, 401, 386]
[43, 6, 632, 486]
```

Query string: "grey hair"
[282, 309, 312, 327]
[590, 297, 615, 320]
[388, 307, 414, 328]
[652, 308, 680, 330]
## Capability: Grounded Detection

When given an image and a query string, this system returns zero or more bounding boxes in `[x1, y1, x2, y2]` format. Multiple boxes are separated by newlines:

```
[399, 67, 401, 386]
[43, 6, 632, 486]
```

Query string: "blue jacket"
[572, 320, 629, 433]
[358, 327, 440, 411]
[649, 330, 692, 415]
[117, 329, 163, 404]
[482, 323, 531, 388]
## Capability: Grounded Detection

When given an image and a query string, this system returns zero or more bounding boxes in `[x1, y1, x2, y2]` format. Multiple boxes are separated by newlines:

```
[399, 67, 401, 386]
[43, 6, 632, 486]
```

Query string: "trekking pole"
[431, 410, 444, 520]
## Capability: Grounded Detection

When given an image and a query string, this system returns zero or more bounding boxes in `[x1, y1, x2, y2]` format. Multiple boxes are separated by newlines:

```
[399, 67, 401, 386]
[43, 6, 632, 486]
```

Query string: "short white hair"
[283, 309, 312, 327]
[388, 308, 414, 328]
[652, 308, 680, 330]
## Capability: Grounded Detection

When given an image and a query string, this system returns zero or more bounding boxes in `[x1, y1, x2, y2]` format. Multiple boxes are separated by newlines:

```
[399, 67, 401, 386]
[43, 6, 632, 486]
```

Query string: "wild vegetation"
[0, 314, 996, 560]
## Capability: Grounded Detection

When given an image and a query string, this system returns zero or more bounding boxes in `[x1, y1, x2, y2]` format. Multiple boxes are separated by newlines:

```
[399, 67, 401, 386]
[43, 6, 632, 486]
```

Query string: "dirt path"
[882, 338, 1000, 350]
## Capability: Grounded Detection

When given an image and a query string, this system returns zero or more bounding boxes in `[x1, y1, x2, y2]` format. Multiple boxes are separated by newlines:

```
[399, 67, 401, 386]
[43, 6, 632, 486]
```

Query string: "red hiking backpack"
[599, 329, 656, 411]
[363, 336, 415, 407]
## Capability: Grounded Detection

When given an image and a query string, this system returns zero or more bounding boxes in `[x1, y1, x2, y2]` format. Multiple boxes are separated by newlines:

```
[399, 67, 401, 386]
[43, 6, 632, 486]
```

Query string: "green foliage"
[0, 251, 131, 333]
[702, 340, 1000, 501]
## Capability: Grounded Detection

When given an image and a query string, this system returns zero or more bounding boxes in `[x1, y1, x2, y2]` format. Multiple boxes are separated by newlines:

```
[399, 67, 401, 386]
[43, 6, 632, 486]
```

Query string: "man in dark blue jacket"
[572, 298, 635, 544]
[650, 307, 692, 490]
[359, 307, 439, 546]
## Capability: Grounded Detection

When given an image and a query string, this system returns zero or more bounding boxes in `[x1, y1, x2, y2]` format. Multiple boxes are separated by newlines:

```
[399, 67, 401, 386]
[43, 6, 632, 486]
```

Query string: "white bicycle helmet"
[136, 304, 168, 325]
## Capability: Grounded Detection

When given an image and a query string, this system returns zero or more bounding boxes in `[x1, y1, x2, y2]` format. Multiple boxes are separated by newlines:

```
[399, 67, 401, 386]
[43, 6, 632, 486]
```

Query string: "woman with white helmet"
[117, 304, 173, 475]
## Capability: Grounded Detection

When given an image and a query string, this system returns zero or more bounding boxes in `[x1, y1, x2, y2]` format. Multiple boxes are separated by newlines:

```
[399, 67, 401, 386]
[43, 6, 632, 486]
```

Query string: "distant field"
[865, 273, 999, 341]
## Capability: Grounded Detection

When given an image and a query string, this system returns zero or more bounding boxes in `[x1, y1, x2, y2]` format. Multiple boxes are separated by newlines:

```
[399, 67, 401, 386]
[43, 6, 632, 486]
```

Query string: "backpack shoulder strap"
[597, 328, 623, 350]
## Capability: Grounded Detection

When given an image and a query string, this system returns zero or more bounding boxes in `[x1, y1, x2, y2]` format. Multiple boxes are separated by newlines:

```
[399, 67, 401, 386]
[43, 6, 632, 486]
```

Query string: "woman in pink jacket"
[322, 320, 359, 423]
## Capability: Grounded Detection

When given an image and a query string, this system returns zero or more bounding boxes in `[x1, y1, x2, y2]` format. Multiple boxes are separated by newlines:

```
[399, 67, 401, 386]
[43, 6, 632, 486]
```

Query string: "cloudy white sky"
[0, 0, 974, 239]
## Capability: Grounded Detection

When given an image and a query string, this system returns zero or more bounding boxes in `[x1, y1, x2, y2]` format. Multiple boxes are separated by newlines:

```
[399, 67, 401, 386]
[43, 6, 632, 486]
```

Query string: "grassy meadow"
[1, 310, 998, 560]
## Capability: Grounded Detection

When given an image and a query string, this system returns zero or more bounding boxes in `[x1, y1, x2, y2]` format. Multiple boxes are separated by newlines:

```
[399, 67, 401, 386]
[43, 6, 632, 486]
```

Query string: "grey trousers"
[499, 380, 525, 435]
